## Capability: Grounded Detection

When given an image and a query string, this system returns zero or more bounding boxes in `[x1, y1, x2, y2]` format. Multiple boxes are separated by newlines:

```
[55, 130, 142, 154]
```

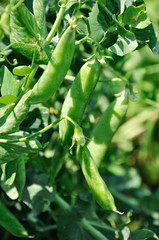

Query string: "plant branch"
[46, 0, 68, 43]
[54, 194, 109, 240]
[0, 117, 63, 143]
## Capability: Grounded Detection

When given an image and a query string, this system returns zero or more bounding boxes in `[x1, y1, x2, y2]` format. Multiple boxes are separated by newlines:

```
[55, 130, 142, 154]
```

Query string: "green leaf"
[153, 41, 159, 55]
[123, 4, 151, 29]
[120, 0, 127, 14]
[1, 160, 19, 200]
[57, 208, 96, 240]
[0, 200, 28, 237]
[73, 193, 94, 218]
[0, 131, 43, 163]
[10, 1, 50, 64]
[21, 103, 49, 132]
[130, 229, 159, 240]
[1, 66, 18, 97]
[109, 26, 138, 56]
[0, 95, 17, 105]
[13, 65, 31, 76]
[15, 156, 26, 199]
[121, 226, 131, 240]
[22, 182, 55, 215]
[88, 3, 109, 42]
[134, 23, 157, 51]
[33, 0, 47, 38]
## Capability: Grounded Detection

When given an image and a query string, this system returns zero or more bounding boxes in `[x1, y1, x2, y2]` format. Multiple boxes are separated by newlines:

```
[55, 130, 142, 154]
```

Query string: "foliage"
[0, 0, 159, 239]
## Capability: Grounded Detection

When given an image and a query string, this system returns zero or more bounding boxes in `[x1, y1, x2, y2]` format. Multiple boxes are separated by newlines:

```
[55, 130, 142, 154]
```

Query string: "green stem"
[0, 117, 63, 143]
[19, 63, 39, 97]
[62, 114, 81, 129]
[46, 0, 68, 43]
[54, 194, 108, 240]
[54, 194, 70, 210]
[81, 219, 109, 240]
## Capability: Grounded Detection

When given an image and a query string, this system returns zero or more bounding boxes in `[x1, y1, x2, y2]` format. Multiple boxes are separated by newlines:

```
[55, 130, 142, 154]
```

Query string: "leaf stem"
[54, 194, 109, 240]
[0, 117, 63, 143]
[81, 218, 109, 240]
[46, 0, 68, 43]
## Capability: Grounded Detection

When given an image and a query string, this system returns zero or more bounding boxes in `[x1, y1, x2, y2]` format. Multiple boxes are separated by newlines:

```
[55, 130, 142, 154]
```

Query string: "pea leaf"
[120, 0, 127, 14]
[33, 0, 47, 38]
[22, 182, 55, 216]
[0, 131, 43, 164]
[88, 3, 109, 42]
[13, 65, 31, 76]
[1, 65, 18, 97]
[109, 26, 138, 56]
[0, 95, 17, 105]
[10, 1, 50, 64]
[134, 23, 157, 52]
[1, 159, 19, 200]
[129, 229, 159, 240]
[57, 208, 96, 240]
[0, 200, 28, 237]
[123, 4, 151, 29]
[21, 104, 49, 133]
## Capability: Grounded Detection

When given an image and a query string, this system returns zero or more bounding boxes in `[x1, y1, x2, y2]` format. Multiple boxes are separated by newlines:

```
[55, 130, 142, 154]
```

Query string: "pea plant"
[0, 0, 159, 239]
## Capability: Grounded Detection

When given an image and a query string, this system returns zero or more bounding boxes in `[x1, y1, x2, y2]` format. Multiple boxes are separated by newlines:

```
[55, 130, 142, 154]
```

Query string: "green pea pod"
[87, 92, 129, 168]
[0, 90, 32, 134]
[77, 144, 117, 212]
[29, 25, 75, 104]
[59, 59, 101, 148]
[0, 200, 28, 237]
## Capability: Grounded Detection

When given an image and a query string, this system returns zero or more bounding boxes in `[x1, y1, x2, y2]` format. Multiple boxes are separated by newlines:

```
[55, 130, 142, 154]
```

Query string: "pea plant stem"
[81, 219, 109, 240]
[46, 0, 68, 43]
[54, 194, 109, 240]
[19, 63, 39, 97]
[0, 117, 63, 143]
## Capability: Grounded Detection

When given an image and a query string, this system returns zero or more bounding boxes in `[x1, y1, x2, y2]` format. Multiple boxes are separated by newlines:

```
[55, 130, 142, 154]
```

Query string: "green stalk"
[19, 63, 38, 98]
[46, 0, 68, 43]
[54, 194, 109, 240]
[81, 219, 109, 240]
[0, 117, 63, 143]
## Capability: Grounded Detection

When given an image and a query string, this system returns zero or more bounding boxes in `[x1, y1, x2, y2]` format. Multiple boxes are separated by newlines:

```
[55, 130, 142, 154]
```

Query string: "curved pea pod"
[87, 92, 129, 168]
[77, 145, 117, 212]
[59, 59, 101, 148]
[29, 26, 75, 104]
[0, 200, 28, 237]
[0, 90, 32, 135]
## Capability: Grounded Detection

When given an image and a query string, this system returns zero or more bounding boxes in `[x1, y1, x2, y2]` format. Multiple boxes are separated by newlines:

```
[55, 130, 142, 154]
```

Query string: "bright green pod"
[0, 90, 32, 134]
[29, 26, 75, 104]
[0, 200, 28, 237]
[87, 92, 129, 168]
[77, 145, 117, 212]
[59, 59, 101, 148]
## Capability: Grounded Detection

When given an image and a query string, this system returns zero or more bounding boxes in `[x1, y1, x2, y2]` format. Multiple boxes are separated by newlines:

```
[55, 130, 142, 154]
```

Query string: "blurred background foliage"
[0, 0, 159, 239]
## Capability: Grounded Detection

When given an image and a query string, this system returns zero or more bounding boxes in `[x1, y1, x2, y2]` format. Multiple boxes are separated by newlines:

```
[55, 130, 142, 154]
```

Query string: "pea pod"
[29, 25, 75, 104]
[59, 59, 101, 148]
[0, 90, 32, 134]
[77, 144, 117, 212]
[87, 92, 129, 167]
[0, 200, 28, 237]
